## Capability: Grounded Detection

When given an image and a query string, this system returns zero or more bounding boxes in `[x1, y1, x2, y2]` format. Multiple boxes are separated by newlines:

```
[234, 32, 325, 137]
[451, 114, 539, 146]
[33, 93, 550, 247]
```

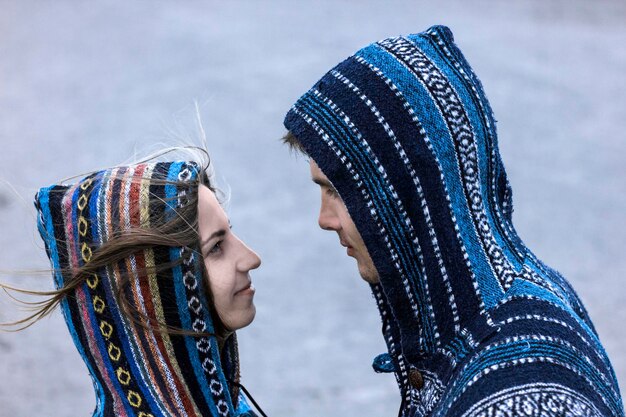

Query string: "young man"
[282, 26, 623, 417]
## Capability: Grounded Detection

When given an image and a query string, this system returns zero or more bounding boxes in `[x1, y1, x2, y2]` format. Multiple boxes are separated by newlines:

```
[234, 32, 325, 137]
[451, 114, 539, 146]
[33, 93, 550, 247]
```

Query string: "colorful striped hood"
[35, 161, 253, 417]
[284, 25, 623, 416]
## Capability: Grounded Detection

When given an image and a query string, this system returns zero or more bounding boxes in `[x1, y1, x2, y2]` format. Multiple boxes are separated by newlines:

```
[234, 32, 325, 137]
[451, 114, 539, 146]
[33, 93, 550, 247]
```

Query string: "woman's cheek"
[206, 265, 234, 305]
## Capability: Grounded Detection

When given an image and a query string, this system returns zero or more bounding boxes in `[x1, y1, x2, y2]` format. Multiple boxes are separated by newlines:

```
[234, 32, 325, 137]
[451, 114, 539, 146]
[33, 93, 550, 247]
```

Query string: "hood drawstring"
[372, 352, 397, 373]
[231, 380, 269, 417]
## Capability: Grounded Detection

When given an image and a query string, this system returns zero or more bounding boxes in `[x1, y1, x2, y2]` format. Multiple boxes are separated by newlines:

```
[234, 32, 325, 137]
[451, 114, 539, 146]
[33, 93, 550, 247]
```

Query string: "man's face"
[309, 160, 379, 284]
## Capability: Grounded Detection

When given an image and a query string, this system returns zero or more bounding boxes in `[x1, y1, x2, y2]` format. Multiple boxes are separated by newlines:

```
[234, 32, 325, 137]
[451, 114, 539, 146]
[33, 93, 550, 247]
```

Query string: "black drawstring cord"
[231, 380, 269, 417]
[397, 396, 405, 417]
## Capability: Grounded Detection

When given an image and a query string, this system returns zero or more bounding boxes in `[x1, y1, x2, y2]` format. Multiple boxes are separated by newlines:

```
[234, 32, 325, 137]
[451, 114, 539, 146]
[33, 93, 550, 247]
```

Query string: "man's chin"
[358, 267, 380, 284]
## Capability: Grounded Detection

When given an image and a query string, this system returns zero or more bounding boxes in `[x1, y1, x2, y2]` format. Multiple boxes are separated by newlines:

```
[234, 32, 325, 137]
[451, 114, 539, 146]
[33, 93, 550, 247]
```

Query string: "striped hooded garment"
[284, 26, 623, 417]
[35, 161, 256, 417]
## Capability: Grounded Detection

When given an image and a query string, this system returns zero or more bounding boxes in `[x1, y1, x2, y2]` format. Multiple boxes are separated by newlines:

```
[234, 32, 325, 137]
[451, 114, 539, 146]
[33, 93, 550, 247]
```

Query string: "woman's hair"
[2, 147, 230, 340]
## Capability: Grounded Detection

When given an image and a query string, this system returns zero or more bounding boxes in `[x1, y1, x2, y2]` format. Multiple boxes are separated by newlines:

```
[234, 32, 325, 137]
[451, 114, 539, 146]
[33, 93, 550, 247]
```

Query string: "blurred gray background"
[0, 1, 624, 416]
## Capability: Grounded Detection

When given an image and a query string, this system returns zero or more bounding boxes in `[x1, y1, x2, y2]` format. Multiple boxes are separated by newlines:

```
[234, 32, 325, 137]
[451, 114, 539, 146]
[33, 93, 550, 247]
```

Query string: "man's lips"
[340, 239, 355, 257]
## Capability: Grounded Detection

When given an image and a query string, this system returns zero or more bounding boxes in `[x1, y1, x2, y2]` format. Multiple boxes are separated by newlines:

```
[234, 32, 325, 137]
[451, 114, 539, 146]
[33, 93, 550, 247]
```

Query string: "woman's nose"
[236, 236, 261, 271]
[246, 248, 262, 271]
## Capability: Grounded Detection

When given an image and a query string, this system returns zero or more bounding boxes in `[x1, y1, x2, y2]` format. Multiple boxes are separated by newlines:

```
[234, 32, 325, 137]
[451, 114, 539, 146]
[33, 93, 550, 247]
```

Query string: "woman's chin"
[240, 305, 257, 329]
[223, 305, 256, 331]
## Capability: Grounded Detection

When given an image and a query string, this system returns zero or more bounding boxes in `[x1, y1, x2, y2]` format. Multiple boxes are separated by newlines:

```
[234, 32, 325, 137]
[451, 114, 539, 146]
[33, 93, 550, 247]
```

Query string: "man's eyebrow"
[312, 177, 334, 188]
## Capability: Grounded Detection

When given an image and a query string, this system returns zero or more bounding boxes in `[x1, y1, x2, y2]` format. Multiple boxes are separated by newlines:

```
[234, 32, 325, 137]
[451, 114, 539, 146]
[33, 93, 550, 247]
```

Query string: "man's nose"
[318, 199, 340, 231]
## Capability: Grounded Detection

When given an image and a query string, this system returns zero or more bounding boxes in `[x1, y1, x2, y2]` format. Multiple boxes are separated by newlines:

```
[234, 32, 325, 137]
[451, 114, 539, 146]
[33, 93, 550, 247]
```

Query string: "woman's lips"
[235, 282, 254, 296]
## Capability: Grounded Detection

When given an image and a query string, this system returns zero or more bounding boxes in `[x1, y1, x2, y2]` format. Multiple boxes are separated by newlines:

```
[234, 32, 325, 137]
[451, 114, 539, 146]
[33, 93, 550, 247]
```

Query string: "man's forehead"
[309, 160, 332, 184]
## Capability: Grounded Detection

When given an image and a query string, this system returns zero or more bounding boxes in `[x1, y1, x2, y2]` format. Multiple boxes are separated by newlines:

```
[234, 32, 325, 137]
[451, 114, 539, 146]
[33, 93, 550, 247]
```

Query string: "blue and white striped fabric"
[284, 25, 623, 417]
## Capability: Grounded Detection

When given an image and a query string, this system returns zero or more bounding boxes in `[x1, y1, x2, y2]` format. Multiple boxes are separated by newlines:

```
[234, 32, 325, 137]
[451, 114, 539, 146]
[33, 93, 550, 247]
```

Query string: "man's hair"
[281, 130, 308, 156]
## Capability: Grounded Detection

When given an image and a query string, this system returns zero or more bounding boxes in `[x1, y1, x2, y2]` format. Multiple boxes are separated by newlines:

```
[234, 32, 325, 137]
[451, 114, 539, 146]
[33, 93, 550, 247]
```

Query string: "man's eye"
[326, 187, 340, 198]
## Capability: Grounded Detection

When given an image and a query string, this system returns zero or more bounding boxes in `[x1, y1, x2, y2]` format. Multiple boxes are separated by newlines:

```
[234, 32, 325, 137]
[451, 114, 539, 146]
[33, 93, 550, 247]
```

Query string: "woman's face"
[197, 185, 261, 331]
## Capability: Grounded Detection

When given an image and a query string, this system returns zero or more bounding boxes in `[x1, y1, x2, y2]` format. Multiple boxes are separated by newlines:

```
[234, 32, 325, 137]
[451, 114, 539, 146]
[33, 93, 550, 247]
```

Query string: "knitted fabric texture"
[35, 161, 254, 417]
[284, 25, 623, 417]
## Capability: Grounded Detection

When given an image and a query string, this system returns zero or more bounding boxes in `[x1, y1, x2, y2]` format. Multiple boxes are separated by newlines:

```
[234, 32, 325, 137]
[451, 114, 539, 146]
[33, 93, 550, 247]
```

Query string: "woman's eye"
[208, 241, 223, 255]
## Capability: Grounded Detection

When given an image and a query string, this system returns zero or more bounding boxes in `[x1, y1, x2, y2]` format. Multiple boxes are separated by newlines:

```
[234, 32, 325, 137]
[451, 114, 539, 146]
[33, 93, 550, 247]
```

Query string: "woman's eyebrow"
[201, 229, 227, 249]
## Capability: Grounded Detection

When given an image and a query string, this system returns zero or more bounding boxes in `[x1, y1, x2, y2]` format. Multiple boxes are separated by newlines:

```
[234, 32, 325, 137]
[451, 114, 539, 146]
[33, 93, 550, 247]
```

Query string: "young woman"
[15, 153, 265, 416]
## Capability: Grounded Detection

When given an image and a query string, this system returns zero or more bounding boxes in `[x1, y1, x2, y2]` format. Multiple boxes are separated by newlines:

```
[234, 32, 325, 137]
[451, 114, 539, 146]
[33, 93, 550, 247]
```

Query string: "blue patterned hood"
[284, 25, 623, 417]
[35, 162, 256, 417]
